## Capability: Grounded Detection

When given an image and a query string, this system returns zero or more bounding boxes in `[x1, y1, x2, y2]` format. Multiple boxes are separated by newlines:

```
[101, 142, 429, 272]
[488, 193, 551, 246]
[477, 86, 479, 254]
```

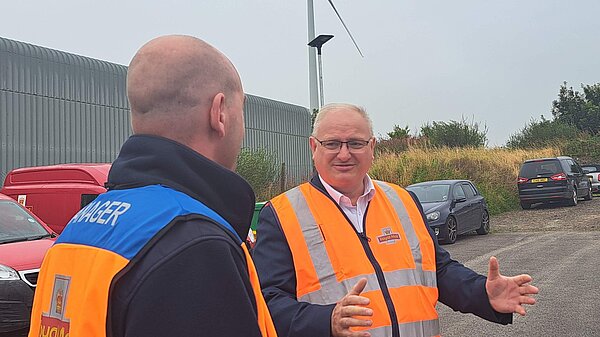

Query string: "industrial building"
[0, 36, 312, 187]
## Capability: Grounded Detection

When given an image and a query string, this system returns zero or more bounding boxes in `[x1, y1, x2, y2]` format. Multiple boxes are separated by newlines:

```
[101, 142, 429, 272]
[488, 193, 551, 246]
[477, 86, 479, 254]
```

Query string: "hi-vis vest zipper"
[28, 185, 277, 337]
[270, 181, 440, 337]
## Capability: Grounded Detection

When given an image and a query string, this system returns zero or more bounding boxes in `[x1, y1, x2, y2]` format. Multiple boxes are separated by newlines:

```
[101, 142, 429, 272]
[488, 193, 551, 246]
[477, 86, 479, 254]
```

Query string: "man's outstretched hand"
[486, 256, 539, 316]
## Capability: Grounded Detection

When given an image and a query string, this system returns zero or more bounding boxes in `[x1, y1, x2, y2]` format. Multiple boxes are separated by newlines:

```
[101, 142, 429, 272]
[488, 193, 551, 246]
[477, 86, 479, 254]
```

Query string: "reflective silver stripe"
[383, 268, 437, 289]
[300, 267, 436, 304]
[397, 319, 440, 337]
[300, 273, 380, 304]
[358, 319, 439, 337]
[285, 187, 344, 303]
[365, 325, 392, 337]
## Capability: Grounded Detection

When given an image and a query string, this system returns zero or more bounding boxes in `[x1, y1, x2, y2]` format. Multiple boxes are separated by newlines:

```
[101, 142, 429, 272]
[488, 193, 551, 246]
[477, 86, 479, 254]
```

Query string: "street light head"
[308, 34, 334, 49]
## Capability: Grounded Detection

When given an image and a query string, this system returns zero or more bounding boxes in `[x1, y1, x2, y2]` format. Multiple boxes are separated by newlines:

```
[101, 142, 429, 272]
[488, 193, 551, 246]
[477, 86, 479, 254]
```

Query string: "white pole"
[307, 0, 319, 112]
[317, 50, 324, 107]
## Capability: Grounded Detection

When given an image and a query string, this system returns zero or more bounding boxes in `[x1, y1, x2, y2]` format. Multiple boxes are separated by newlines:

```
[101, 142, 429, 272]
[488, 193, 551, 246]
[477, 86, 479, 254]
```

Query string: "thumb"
[487, 256, 500, 281]
[349, 278, 368, 296]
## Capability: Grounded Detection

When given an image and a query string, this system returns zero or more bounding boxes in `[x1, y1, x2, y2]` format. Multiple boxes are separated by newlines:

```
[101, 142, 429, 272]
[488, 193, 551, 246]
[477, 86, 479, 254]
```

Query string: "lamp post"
[308, 34, 334, 108]
[307, 0, 319, 112]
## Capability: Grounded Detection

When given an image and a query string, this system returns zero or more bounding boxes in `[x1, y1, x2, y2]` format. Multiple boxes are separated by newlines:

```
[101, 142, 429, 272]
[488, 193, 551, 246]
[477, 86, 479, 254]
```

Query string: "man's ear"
[309, 136, 318, 152]
[209, 93, 226, 137]
[370, 137, 377, 159]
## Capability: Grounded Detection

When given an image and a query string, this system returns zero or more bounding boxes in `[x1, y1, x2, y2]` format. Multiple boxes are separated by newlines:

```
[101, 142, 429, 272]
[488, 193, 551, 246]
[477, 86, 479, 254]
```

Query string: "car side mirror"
[453, 197, 467, 204]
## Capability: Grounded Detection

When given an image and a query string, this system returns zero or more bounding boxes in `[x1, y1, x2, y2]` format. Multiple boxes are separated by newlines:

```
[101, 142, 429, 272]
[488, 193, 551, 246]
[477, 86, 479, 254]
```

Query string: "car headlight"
[0, 264, 20, 281]
[426, 211, 440, 221]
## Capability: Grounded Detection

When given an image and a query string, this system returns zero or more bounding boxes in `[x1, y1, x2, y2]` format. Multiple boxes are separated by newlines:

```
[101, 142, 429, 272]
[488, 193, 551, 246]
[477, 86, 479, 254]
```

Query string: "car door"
[564, 159, 587, 196]
[461, 182, 484, 231]
[451, 183, 469, 232]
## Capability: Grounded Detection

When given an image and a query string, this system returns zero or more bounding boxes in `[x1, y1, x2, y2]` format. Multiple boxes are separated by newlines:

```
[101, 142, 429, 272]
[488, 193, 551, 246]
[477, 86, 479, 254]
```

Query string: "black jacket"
[106, 135, 262, 337]
[252, 175, 512, 337]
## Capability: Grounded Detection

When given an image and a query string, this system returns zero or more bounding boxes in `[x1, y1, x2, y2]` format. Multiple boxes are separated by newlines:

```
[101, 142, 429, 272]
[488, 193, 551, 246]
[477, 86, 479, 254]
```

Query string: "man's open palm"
[486, 256, 539, 316]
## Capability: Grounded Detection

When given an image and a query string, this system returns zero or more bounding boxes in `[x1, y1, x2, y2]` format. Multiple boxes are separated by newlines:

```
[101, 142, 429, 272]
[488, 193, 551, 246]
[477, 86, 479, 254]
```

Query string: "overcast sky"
[2, 0, 599, 146]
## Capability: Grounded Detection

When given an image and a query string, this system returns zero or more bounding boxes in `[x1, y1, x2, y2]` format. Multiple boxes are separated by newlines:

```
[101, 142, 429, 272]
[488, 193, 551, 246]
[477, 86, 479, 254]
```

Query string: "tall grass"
[370, 146, 560, 214]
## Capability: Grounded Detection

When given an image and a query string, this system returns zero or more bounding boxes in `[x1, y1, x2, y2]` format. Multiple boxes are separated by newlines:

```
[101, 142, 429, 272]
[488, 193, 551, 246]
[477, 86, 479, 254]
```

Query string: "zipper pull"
[359, 232, 371, 242]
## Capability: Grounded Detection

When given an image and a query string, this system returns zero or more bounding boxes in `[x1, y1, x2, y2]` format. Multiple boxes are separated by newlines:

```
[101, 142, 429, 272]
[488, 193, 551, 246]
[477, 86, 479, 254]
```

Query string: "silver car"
[582, 164, 600, 193]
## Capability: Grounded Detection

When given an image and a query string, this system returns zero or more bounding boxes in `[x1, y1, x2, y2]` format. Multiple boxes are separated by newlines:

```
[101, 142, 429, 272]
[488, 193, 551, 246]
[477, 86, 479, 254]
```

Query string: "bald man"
[28, 35, 276, 337]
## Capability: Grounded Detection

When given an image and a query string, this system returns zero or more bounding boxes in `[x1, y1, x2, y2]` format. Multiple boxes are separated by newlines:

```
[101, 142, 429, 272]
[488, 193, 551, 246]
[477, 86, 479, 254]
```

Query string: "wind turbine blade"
[327, 0, 364, 57]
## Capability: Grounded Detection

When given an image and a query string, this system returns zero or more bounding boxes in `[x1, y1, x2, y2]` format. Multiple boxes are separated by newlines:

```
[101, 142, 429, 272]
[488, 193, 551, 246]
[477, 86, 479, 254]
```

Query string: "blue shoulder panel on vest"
[57, 185, 242, 259]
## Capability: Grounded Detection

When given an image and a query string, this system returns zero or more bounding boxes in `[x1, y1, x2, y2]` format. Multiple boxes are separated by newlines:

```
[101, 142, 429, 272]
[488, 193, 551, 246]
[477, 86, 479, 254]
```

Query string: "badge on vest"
[40, 274, 71, 335]
[376, 227, 401, 244]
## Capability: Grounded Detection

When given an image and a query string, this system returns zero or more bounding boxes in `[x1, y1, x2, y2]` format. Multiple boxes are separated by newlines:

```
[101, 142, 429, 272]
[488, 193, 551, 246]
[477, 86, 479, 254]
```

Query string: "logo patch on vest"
[40, 274, 71, 336]
[377, 227, 401, 244]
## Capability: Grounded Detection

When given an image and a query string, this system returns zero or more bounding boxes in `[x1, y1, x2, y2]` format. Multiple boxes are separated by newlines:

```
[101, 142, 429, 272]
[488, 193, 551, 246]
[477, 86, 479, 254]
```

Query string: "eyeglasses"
[314, 137, 372, 152]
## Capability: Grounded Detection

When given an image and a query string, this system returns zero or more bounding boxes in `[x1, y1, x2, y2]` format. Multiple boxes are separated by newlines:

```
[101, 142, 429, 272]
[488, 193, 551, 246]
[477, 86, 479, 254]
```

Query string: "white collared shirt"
[319, 175, 376, 233]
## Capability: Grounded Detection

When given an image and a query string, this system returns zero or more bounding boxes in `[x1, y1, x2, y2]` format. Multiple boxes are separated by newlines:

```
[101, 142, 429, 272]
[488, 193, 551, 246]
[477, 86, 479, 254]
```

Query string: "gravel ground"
[491, 196, 600, 232]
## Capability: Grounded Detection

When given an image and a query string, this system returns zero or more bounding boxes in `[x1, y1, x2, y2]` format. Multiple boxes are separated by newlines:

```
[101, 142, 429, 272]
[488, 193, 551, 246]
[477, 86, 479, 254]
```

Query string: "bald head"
[127, 35, 242, 140]
[126, 35, 246, 169]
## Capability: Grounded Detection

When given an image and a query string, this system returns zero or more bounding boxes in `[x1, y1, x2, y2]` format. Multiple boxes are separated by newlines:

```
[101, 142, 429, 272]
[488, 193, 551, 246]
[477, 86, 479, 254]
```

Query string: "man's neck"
[319, 175, 368, 206]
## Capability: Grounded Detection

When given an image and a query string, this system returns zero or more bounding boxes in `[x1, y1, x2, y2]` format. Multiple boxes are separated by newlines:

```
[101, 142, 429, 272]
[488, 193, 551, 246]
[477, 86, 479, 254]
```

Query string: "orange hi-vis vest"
[270, 180, 440, 337]
[28, 185, 277, 337]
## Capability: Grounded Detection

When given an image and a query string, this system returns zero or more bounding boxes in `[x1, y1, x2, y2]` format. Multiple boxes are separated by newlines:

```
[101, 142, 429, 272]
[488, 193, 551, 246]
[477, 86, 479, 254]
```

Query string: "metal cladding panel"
[243, 94, 312, 184]
[0, 36, 131, 183]
[1, 36, 312, 188]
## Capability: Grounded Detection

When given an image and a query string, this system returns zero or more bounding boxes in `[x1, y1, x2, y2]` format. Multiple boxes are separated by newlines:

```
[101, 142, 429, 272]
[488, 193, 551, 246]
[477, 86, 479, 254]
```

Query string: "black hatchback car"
[517, 156, 592, 209]
[406, 180, 490, 244]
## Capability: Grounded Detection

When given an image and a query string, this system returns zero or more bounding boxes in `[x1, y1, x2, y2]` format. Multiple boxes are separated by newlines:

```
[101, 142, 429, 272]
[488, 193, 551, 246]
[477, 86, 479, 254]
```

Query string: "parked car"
[406, 180, 490, 244]
[581, 164, 600, 194]
[517, 156, 592, 209]
[0, 193, 56, 335]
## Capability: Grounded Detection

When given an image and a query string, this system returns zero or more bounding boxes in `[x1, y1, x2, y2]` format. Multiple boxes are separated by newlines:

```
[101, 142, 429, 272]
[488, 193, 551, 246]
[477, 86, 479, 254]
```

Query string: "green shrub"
[506, 117, 579, 149]
[235, 148, 278, 201]
[420, 118, 487, 148]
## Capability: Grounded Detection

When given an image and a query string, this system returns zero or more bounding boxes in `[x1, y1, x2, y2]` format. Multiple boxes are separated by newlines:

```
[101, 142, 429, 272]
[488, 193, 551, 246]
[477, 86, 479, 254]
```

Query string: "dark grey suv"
[517, 156, 592, 209]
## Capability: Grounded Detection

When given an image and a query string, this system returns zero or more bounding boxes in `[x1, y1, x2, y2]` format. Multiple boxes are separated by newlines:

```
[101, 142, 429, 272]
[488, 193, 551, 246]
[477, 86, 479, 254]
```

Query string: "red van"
[0, 193, 56, 335]
[1, 164, 110, 234]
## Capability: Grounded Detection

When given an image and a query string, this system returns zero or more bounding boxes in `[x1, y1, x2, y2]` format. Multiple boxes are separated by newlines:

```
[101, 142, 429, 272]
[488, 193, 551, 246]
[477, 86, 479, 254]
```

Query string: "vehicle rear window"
[582, 165, 600, 173]
[520, 160, 562, 177]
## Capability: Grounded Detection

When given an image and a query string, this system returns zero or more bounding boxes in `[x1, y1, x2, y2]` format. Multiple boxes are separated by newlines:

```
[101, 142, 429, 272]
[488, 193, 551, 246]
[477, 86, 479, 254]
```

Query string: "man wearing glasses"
[252, 103, 538, 337]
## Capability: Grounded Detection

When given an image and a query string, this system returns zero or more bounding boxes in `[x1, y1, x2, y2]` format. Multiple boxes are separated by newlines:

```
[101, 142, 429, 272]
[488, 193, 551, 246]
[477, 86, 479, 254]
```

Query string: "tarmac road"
[438, 231, 600, 337]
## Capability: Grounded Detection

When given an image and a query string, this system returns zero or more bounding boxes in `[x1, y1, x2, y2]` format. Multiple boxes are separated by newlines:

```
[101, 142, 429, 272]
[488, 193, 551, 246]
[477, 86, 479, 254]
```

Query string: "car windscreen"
[520, 160, 561, 177]
[0, 200, 49, 243]
[407, 184, 450, 203]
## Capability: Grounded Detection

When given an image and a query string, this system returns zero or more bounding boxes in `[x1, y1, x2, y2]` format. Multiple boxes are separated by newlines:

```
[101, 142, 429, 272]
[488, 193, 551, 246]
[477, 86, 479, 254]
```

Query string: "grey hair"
[312, 103, 374, 137]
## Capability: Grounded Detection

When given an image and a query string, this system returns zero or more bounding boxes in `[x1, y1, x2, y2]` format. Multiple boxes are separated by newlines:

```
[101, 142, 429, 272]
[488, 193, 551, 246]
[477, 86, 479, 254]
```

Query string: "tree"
[552, 82, 600, 134]
[387, 125, 410, 139]
[235, 148, 278, 200]
[420, 118, 487, 148]
[505, 116, 579, 149]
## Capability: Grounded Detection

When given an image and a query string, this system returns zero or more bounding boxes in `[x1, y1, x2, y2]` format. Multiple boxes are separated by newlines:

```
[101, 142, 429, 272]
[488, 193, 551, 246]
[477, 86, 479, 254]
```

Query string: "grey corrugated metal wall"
[244, 95, 312, 185]
[0, 36, 312, 185]
[0, 37, 130, 182]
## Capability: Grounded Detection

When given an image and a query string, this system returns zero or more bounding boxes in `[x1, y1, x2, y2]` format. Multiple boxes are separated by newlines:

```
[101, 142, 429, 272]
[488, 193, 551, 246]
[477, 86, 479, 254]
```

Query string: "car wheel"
[444, 216, 457, 244]
[584, 185, 593, 201]
[476, 210, 490, 235]
[520, 201, 531, 210]
[566, 187, 578, 206]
